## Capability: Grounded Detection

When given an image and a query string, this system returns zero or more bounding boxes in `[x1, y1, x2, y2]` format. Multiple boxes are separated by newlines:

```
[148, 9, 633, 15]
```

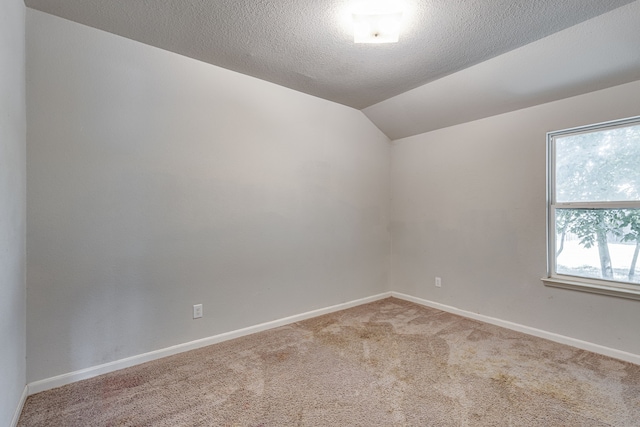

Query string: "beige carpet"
[18, 298, 640, 426]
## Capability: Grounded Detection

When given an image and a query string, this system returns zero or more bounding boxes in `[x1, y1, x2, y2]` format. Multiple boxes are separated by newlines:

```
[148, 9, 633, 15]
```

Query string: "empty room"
[3, 0, 640, 425]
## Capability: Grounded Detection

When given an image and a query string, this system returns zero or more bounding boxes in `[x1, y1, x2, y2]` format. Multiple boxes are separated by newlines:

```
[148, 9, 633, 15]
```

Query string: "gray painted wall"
[0, 0, 27, 424]
[391, 80, 640, 355]
[26, 10, 390, 383]
[23, 5, 640, 389]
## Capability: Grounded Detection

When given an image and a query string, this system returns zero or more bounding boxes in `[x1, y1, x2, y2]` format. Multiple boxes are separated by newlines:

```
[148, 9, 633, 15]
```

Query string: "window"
[545, 116, 640, 299]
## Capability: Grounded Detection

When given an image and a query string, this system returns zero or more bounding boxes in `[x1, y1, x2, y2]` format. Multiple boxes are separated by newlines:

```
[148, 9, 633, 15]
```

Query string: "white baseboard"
[10, 385, 28, 427]
[28, 290, 637, 396]
[27, 292, 392, 395]
[391, 292, 640, 366]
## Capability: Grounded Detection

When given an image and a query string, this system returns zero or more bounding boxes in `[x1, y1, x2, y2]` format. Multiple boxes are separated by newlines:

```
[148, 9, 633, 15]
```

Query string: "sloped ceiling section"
[364, 1, 640, 140]
[23, 0, 636, 110]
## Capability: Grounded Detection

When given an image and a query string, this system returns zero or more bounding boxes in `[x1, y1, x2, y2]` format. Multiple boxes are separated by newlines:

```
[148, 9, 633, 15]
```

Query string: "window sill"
[542, 277, 640, 301]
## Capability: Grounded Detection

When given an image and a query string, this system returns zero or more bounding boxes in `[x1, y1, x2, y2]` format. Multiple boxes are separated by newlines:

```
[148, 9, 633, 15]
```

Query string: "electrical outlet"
[193, 304, 203, 319]
[435, 277, 442, 287]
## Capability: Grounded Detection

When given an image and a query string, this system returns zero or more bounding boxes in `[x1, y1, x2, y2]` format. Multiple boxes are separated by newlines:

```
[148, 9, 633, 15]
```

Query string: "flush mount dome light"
[352, 11, 403, 43]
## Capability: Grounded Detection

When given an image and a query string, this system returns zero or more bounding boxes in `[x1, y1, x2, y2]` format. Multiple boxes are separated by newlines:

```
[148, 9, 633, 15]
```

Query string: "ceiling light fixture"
[347, 0, 405, 44]
[352, 12, 403, 43]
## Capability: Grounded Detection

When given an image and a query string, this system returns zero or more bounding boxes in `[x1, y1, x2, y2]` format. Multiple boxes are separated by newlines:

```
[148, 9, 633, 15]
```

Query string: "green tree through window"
[549, 118, 640, 288]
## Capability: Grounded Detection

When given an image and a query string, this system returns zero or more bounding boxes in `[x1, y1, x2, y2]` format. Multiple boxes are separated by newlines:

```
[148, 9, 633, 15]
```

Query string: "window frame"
[543, 116, 640, 300]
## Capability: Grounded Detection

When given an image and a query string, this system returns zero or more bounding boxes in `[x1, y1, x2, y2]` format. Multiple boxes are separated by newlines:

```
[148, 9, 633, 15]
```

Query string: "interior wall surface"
[391, 80, 640, 356]
[0, 0, 27, 424]
[26, 9, 390, 383]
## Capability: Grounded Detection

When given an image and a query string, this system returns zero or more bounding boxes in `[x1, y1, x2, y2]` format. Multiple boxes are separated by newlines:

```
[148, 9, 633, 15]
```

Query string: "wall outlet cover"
[193, 304, 203, 319]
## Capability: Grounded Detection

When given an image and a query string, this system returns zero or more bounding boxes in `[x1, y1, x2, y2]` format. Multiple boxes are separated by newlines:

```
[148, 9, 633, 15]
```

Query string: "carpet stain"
[467, 328, 493, 342]
[492, 371, 517, 385]
[537, 381, 575, 403]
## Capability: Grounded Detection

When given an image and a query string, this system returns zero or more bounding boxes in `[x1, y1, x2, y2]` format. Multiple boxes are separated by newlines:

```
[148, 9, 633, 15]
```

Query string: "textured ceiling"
[23, 0, 636, 109]
[365, 1, 640, 140]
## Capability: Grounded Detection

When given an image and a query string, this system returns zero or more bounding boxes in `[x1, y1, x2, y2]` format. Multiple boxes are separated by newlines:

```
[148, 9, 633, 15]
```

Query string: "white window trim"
[542, 116, 640, 300]
[542, 277, 640, 300]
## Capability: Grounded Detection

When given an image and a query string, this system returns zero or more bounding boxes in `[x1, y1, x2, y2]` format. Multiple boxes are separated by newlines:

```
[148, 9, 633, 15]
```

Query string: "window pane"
[555, 208, 640, 284]
[555, 124, 640, 202]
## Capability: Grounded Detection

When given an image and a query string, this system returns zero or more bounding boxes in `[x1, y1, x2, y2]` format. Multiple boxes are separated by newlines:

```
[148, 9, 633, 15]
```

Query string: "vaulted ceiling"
[24, 0, 640, 139]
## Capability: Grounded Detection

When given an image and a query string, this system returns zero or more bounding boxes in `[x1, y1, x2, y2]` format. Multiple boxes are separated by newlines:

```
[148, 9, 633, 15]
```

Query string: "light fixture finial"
[352, 12, 403, 44]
